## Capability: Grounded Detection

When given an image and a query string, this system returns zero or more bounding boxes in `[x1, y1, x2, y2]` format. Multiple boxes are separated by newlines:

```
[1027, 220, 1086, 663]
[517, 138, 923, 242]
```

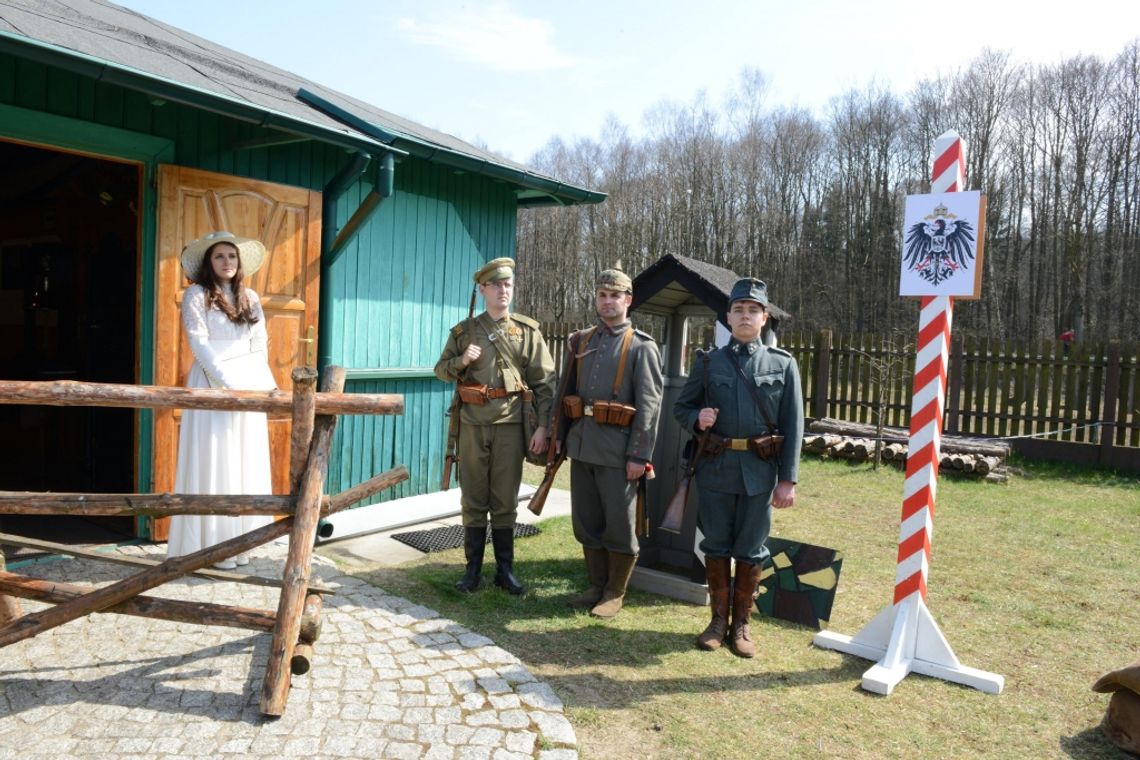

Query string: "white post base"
[813, 596, 1004, 695]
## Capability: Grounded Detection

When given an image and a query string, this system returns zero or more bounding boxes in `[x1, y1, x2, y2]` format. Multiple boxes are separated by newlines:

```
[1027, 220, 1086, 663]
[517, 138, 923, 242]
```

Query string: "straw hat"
[179, 231, 267, 281]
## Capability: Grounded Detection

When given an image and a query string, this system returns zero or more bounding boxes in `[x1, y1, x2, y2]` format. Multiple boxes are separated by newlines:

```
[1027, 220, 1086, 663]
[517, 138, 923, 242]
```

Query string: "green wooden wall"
[1, 51, 517, 503]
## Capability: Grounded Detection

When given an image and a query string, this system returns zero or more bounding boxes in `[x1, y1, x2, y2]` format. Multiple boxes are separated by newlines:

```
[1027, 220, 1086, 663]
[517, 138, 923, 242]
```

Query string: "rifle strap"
[730, 352, 780, 434]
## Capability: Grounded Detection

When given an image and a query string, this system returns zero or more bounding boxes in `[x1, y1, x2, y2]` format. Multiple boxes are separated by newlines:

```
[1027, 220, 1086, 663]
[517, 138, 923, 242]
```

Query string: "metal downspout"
[318, 151, 397, 372]
[319, 151, 370, 372]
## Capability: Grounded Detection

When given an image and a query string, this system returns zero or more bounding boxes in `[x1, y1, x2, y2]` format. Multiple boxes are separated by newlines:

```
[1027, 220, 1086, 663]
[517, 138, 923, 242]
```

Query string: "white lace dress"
[167, 284, 274, 558]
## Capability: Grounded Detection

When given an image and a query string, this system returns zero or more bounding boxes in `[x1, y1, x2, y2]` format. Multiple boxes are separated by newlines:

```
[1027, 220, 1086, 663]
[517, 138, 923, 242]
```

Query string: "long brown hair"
[195, 242, 261, 324]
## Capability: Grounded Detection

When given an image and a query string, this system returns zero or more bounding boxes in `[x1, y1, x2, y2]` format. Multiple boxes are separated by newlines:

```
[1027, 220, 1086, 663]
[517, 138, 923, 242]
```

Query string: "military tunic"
[563, 319, 663, 555]
[435, 311, 556, 528]
[673, 338, 804, 564]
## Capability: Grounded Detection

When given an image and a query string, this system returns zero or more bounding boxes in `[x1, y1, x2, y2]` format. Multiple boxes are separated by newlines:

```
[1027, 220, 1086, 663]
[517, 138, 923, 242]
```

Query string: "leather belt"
[486, 387, 532, 400]
[709, 433, 758, 451]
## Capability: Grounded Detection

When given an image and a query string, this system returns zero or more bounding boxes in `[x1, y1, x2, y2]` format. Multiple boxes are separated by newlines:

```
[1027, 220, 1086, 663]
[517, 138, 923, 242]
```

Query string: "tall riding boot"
[729, 561, 762, 658]
[569, 547, 609, 609]
[590, 552, 637, 619]
[491, 527, 525, 595]
[455, 527, 486, 593]
[696, 557, 732, 651]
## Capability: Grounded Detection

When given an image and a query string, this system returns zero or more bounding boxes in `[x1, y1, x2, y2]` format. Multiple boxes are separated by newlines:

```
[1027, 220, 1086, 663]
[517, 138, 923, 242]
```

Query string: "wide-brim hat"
[180, 231, 267, 281]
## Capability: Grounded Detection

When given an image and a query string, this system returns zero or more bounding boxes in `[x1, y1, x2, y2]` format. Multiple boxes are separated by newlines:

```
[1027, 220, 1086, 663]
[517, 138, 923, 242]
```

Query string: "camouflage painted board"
[755, 537, 843, 630]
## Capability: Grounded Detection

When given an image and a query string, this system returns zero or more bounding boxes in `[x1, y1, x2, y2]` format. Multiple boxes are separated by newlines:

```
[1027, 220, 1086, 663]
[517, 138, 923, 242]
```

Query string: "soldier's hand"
[697, 407, 718, 431]
[460, 344, 482, 367]
[529, 426, 549, 454]
[626, 460, 646, 481]
[772, 480, 796, 509]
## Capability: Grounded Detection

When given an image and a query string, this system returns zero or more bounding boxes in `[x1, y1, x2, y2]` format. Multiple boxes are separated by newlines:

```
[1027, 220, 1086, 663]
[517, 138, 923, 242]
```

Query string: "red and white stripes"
[894, 294, 953, 604]
[894, 130, 964, 605]
[931, 130, 966, 193]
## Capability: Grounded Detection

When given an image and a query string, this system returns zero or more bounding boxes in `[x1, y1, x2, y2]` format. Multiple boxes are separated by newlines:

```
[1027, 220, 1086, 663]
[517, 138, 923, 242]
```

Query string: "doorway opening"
[0, 139, 141, 546]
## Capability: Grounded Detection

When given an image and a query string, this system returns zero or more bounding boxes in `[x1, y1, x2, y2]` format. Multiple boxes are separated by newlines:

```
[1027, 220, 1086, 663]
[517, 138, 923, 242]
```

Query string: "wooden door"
[151, 166, 322, 540]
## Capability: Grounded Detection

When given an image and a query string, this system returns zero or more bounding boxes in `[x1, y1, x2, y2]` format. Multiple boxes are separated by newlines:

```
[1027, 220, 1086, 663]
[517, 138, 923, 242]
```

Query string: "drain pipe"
[318, 151, 396, 372]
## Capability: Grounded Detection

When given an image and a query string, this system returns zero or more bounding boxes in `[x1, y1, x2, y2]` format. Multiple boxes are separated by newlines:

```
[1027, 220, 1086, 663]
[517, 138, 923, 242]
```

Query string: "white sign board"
[899, 191, 985, 299]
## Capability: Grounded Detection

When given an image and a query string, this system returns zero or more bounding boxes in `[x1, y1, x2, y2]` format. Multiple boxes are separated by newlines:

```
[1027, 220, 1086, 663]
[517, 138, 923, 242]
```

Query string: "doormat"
[391, 523, 540, 554]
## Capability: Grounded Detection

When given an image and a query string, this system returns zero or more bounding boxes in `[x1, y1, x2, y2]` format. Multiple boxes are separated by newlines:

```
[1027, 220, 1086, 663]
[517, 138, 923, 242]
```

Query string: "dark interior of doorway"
[0, 140, 140, 548]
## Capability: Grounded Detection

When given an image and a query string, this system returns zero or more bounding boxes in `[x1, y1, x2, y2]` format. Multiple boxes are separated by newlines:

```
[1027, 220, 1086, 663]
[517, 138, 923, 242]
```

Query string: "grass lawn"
[354, 457, 1139, 759]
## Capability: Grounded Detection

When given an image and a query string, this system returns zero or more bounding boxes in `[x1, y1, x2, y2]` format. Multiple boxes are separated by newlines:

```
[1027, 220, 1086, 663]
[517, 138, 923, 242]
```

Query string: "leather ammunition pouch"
[562, 395, 584, 419]
[458, 383, 489, 405]
[747, 433, 784, 460]
[592, 400, 637, 427]
[459, 383, 532, 406]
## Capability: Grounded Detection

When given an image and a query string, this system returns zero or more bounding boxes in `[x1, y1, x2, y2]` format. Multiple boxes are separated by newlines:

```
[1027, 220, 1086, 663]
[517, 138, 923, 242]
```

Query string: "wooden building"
[0, 0, 603, 538]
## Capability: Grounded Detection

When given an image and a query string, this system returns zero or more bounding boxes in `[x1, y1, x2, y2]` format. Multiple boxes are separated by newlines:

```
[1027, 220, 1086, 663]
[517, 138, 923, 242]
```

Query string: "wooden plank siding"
[2, 52, 524, 502]
[325, 162, 520, 502]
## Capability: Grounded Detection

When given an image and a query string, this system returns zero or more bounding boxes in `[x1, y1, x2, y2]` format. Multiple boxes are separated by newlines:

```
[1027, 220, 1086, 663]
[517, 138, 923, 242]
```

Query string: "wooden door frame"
[0, 104, 174, 533]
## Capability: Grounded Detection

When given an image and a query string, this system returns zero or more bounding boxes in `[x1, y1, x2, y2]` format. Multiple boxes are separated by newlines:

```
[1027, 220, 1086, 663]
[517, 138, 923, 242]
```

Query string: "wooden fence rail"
[542, 322, 1140, 471]
[0, 371, 410, 716]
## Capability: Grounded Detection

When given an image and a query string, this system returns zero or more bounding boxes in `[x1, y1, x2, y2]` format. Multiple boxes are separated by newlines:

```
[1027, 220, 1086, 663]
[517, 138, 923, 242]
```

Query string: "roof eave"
[0, 31, 402, 157]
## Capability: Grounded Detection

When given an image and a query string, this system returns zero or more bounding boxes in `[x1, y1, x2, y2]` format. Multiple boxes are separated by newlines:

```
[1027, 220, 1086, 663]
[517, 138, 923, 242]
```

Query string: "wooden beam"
[0, 533, 343, 595]
[0, 571, 278, 632]
[289, 368, 319, 496]
[261, 367, 343, 716]
[0, 379, 402, 416]
[0, 492, 318, 516]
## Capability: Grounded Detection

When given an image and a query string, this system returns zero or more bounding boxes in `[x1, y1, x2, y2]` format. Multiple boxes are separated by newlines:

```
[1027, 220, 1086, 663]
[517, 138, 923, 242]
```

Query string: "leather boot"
[696, 556, 732, 651]
[590, 552, 637, 619]
[454, 527, 486, 593]
[569, 547, 609, 609]
[491, 527, 525, 595]
[729, 561, 761, 658]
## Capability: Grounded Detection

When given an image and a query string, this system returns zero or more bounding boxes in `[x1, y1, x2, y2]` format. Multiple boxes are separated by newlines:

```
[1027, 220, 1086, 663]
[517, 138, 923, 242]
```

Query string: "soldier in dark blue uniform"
[673, 278, 804, 657]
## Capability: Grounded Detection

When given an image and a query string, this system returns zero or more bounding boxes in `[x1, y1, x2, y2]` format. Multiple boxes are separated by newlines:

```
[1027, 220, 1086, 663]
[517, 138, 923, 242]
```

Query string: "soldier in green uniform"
[673, 278, 804, 657]
[560, 268, 663, 618]
[434, 258, 556, 595]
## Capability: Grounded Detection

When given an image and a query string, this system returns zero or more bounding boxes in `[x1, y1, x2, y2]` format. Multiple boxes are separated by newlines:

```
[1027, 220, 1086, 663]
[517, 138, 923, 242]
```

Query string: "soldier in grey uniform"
[560, 268, 663, 618]
[673, 278, 804, 657]
[435, 258, 556, 595]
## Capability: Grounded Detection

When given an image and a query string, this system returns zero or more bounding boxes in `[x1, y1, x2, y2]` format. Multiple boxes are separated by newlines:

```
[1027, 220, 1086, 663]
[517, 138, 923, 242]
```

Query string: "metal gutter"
[0, 31, 390, 155]
[297, 88, 607, 206]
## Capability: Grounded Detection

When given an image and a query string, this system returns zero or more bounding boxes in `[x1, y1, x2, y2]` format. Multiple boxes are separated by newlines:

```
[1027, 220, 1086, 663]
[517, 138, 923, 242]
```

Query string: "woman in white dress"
[167, 231, 275, 569]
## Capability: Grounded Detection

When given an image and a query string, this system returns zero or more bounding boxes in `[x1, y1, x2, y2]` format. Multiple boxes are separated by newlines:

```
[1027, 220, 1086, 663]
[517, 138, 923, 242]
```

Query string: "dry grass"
[356, 458, 1139, 759]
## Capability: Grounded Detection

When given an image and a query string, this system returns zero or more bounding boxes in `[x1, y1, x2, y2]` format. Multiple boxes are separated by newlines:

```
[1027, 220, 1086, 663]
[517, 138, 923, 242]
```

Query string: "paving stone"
[0, 545, 578, 759]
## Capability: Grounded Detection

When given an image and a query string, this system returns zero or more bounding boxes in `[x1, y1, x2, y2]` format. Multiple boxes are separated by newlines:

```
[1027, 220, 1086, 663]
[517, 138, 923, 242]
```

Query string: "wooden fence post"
[813, 328, 832, 420]
[1099, 342, 1121, 466]
[0, 552, 21, 623]
[261, 366, 346, 716]
[946, 333, 964, 434]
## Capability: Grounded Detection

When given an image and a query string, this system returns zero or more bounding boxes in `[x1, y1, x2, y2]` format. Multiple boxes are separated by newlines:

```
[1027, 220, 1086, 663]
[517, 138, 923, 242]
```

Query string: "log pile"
[803, 418, 1010, 482]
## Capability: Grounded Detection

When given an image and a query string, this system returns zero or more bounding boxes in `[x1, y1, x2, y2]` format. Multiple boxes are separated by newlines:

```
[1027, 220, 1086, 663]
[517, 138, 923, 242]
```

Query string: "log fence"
[544, 321, 1140, 472]
[0, 369, 409, 716]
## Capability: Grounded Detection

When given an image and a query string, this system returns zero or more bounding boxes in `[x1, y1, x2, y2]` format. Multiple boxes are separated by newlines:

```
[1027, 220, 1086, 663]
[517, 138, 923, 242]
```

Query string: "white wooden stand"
[813, 596, 1004, 695]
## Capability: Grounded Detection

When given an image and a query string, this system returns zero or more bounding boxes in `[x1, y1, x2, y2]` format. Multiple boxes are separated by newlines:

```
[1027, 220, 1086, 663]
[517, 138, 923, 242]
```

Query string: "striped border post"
[813, 130, 1004, 696]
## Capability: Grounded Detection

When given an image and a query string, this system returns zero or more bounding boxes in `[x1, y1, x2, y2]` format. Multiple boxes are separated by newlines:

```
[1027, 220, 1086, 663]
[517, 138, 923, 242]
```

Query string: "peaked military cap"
[596, 267, 633, 294]
[474, 257, 515, 284]
[728, 277, 769, 307]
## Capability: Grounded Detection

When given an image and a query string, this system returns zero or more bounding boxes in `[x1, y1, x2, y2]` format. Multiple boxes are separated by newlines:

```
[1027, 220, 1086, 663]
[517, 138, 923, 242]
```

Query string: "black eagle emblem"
[903, 212, 976, 286]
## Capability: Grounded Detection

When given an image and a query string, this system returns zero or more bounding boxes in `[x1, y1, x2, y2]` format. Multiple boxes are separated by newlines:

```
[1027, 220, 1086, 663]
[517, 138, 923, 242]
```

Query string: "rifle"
[527, 332, 578, 516]
[440, 284, 478, 490]
[659, 427, 711, 534]
[634, 463, 654, 538]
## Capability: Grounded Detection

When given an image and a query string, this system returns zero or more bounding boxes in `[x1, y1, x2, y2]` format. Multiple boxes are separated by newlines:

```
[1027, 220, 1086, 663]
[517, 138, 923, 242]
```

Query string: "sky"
[114, 0, 1140, 162]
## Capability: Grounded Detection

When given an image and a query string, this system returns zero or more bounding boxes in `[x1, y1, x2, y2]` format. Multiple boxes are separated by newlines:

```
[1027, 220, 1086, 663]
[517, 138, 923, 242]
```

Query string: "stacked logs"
[803, 418, 1010, 482]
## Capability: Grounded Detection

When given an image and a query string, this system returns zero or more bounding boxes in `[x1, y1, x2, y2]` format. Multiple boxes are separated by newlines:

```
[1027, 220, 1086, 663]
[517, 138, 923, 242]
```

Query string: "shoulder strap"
[732, 358, 779, 432]
[610, 326, 635, 399]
